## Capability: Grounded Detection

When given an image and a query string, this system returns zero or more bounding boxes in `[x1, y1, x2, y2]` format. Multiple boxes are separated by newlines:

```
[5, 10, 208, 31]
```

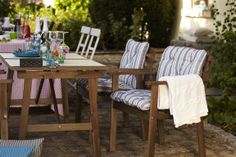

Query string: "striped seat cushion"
[111, 89, 151, 110]
[77, 78, 133, 93]
[111, 46, 207, 111]
[0, 138, 44, 157]
[0, 146, 34, 157]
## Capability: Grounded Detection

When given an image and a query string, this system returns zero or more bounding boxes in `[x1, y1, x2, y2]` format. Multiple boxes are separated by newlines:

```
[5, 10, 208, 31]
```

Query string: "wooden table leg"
[49, 79, 60, 123]
[88, 78, 101, 157]
[61, 79, 69, 119]
[0, 83, 8, 139]
[19, 78, 32, 139]
[7, 70, 13, 107]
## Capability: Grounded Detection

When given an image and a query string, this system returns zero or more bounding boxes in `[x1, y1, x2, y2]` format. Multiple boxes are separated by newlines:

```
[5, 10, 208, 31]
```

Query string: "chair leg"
[110, 102, 117, 151]
[123, 112, 129, 127]
[157, 120, 165, 144]
[145, 111, 157, 157]
[141, 119, 149, 140]
[197, 120, 206, 157]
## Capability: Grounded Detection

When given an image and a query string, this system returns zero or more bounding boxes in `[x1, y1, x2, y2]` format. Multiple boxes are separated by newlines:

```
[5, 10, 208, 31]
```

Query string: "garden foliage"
[2, 0, 177, 50]
[89, 0, 177, 49]
[208, 0, 236, 134]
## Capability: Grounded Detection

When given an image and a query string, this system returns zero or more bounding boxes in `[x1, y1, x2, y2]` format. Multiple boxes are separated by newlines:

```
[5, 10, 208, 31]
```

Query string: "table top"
[0, 52, 110, 71]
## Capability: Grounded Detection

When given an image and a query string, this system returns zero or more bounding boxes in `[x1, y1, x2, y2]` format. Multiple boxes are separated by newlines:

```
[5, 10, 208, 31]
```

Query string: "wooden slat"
[27, 123, 92, 132]
[17, 71, 105, 79]
[10, 98, 63, 105]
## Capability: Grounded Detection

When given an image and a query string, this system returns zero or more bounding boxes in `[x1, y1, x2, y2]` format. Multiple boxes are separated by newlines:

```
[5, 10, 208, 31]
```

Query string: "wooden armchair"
[110, 46, 213, 157]
[75, 39, 151, 121]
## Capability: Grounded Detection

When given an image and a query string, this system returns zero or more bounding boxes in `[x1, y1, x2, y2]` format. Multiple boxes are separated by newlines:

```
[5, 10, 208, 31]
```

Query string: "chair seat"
[111, 89, 166, 111]
[0, 146, 34, 157]
[0, 138, 44, 157]
[77, 78, 134, 93]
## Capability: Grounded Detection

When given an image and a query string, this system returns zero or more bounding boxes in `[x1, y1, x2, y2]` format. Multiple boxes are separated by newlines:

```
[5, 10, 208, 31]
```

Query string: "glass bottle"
[14, 14, 21, 39]
[23, 14, 31, 39]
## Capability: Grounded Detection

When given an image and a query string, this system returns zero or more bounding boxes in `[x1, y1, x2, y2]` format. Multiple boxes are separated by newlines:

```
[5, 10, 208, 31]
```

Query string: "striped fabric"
[76, 39, 149, 92]
[111, 46, 207, 111]
[0, 146, 33, 157]
[111, 89, 151, 110]
[119, 39, 149, 89]
[0, 138, 44, 157]
[76, 78, 133, 92]
[156, 46, 207, 79]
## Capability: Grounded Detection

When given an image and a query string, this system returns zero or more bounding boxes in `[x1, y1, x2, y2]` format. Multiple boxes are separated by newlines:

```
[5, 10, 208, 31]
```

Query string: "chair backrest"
[84, 28, 101, 60]
[75, 26, 91, 56]
[156, 46, 207, 80]
[119, 39, 150, 88]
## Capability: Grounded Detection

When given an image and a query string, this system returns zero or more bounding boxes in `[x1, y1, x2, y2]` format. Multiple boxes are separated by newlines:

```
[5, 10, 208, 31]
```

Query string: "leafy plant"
[0, 0, 15, 21]
[89, 0, 177, 49]
[9, 0, 91, 50]
[130, 7, 147, 41]
[208, 0, 236, 134]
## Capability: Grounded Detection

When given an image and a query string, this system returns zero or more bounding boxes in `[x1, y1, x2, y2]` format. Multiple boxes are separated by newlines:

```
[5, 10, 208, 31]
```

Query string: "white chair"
[67, 27, 101, 89]
[75, 26, 91, 56]
[84, 28, 101, 59]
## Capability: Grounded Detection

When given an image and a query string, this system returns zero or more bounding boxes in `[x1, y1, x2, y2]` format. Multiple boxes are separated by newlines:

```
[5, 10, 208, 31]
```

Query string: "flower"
[53, 50, 60, 57]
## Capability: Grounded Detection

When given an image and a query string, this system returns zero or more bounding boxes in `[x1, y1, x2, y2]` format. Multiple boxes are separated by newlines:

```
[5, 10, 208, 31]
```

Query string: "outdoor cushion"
[156, 46, 207, 80]
[111, 89, 151, 110]
[119, 39, 149, 89]
[77, 78, 133, 93]
[0, 138, 44, 157]
[0, 146, 34, 157]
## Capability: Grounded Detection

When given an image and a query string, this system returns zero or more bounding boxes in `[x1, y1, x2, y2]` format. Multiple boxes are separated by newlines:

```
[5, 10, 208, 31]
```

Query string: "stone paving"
[7, 89, 236, 157]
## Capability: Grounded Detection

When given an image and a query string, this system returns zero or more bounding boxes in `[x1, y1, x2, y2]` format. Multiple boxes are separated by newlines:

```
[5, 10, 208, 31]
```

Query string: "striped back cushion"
[119, 39, 149, 88]
[156, 46, 207, 80]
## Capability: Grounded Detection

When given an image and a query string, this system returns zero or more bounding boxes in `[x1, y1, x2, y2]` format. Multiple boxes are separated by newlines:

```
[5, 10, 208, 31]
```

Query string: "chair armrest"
[145, 80, 168, 86]
[113, 68, 155, 75]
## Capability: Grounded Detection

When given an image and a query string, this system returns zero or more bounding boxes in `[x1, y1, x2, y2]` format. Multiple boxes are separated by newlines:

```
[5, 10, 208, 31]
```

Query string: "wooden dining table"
[0, 52, 111, 157]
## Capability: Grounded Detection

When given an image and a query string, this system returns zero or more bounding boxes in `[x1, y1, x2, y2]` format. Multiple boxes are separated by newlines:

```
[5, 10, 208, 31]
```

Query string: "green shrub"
[89, 0, 177, 49]
[208, 0, 236, 134]
[0, 0, 15, 20]
[142, 0, 177, 47]
[9, 0, 92, 50]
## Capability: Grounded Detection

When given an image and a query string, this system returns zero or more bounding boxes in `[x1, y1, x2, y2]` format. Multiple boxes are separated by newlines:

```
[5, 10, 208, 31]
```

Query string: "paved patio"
[7, 89, 236, 157]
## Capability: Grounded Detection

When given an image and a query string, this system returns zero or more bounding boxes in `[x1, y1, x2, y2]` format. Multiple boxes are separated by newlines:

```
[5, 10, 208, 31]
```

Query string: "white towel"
[158, 74, 208, 128]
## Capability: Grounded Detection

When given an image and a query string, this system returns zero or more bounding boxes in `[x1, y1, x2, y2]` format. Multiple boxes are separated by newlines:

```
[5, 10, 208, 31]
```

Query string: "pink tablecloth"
[0, 39, 27, 52]
[0, 41, 63, 113]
